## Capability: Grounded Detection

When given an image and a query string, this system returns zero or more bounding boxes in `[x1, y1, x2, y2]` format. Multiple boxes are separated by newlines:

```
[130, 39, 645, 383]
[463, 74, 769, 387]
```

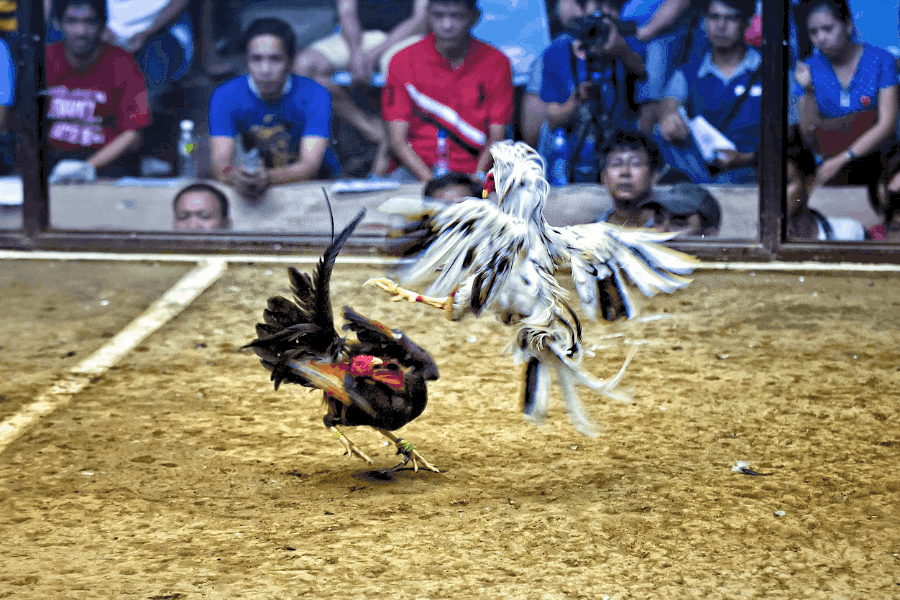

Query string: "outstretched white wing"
[549, 221, 698, 321]
[396, 198, 539, 298]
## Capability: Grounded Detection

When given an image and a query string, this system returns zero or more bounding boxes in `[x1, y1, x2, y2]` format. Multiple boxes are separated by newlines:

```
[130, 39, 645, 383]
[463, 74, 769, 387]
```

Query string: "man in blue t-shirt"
[540, 0, 646, 182]
[655, 0, 760, 184]
[210, 18, 339, 201]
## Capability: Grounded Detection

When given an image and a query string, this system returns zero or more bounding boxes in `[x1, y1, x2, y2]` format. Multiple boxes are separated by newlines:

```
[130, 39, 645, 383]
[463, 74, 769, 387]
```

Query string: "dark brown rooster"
[245, 209, 440, 472]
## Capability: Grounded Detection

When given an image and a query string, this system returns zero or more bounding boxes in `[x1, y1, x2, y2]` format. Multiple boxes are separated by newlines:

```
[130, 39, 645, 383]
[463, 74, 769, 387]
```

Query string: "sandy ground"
[0, 261, 898, 599]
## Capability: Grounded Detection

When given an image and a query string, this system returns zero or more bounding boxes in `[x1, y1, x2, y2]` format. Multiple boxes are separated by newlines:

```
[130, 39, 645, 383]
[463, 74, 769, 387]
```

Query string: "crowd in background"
[0, 0, 899, 242]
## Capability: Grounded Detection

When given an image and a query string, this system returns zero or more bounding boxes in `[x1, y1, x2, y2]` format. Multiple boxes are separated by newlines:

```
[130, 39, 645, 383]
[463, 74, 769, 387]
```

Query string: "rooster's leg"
[327, 426, 374, 464]
[375, 428, 439, 473]
[365, 278, 452, 311]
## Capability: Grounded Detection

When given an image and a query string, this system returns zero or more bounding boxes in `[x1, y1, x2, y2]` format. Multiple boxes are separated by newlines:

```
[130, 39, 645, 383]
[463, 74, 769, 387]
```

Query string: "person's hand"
[815, 155, 846, 187]
[570, 81, 594, 104]
[48, 159, 97, 184]
[602, 21, 629, 57]
[233, 167, 269, 201]
[795, 62, 813, 93]
[123, 31, 150, 55]
[349, 49, 376, 85]
[660, 112, 690, 143]
[713, 149, 753, 171]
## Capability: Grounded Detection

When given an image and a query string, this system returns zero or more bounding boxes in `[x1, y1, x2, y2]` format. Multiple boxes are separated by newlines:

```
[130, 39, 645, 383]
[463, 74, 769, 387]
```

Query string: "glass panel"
[43, 0, 769, 243]
[786, 0, 900, 243]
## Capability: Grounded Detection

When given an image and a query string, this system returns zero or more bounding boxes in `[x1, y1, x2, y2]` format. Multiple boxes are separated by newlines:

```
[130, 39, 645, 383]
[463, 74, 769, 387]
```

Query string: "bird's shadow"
[351, 466, 442, 483]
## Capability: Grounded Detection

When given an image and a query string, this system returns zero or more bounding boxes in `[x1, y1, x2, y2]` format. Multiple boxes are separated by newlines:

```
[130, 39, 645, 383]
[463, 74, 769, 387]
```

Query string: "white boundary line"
[0, 258, 228, 453]
[1, 249, 900, 272]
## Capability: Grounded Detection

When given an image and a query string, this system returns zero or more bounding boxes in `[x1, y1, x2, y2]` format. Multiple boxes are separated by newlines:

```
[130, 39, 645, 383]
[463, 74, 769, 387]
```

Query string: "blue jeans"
[137, 31, 185, 113]
[653, 126, 757, 184]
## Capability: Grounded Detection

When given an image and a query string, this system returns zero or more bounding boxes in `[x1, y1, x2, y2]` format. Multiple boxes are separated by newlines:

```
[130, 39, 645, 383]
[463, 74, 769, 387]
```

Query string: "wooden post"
[15, 0, 49, 239]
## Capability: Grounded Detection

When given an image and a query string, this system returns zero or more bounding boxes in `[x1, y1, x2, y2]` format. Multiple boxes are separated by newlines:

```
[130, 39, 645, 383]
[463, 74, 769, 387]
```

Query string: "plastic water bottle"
[433, 129, 450, 177]
[178, 119, 198, 179]
[574, 131, 597, 183]
[548, 128, 569, 186]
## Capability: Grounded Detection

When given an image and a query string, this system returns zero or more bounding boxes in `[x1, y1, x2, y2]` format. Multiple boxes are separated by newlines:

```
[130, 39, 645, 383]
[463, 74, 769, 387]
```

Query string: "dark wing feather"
[245, 209, 367, 389]
[342, 306, 439, 381]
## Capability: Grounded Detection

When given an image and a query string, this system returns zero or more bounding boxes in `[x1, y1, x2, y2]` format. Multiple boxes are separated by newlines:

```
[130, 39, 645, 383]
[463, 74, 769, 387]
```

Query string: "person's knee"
[293, 49, 332, 80]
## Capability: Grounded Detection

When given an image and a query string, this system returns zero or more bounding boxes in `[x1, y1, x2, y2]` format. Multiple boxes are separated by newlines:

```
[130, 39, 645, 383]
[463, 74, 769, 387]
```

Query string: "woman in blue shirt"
[794, 0, 899, 193]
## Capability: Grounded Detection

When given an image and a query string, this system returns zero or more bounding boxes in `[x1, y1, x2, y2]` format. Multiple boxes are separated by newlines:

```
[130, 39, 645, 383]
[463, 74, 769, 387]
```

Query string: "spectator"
[638, 181, 721, 236]
[597, 129, 721, 237]
[655, 0, 760, 184]
[382, 0, 514, 182]
[619, 0, 695, 133]
[294, 0, 429, 177]
[46, 0, 150, 182]
[209, 18, 340, 202]
[172, 182, 231, 231]
[423, 171, 481, 200]
[388, 171, 481, 255]
[784, 127, 866, 241]
[103, 0, 191, 114]
[540, 0, 646, 182]
[793, 0, 899, 189]
[520, 0, 598, 149]
[44, 0, 192, 114]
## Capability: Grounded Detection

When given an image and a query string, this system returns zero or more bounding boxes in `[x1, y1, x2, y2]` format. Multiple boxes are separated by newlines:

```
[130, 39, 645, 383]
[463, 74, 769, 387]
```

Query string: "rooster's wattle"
[371, 140, 697, 437]
[246, 210, 440, 472]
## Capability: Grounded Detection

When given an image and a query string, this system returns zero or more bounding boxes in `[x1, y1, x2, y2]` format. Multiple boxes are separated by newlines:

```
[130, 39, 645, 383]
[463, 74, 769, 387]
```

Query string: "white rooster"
[369, 140, 697, 436]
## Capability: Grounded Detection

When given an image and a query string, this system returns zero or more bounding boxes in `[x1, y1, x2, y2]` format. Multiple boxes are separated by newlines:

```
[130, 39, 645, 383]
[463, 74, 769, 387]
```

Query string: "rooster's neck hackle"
[490, 140, 550, 224]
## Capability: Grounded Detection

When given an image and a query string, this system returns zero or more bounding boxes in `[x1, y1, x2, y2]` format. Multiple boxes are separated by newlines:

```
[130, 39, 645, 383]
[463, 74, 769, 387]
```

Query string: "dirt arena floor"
[0, 258, 898, 599]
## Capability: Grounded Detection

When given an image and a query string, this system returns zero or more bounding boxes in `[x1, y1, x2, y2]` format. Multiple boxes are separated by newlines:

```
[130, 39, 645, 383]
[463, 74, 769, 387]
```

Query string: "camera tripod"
[567, 61, 620, 183]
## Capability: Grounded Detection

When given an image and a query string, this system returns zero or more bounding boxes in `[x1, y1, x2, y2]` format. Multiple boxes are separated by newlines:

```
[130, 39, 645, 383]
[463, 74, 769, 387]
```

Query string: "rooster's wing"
[547, 222, 697, 322]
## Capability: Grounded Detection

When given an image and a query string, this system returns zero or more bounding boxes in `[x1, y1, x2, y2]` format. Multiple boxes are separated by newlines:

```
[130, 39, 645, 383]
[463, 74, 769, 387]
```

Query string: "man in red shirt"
[46, 0, 151, 182]
[382, 0, 514, 182]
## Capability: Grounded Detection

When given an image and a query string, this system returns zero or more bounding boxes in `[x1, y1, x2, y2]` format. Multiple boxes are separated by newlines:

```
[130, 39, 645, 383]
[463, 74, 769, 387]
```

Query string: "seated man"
[541, 0, 647, 183]
[210, 18, 340, 202]
[784, 127, 865, 241]
[520, 0, 599, 149]
[103, 0, 192, 114]
[655, 0, 760, 184]
[382, 0, 514, 182]
[172, 182, 231, 231]
[620, 0, 695, 132]
[46, 0, 150, 182]
[597, 129, 721, 237]
[638, 181, 721, 236]
[387, 171, 482, 255]
[295, 0, 429, 176]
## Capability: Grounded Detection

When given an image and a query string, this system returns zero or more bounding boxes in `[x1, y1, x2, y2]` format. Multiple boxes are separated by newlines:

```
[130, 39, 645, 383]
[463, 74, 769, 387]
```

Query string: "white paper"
[679, 107, 737, 163]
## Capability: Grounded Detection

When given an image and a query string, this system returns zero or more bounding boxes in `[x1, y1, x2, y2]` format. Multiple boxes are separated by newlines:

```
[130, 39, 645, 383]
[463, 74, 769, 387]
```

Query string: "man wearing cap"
[638, 181, 721, 237]
[597, 129, 722, 237]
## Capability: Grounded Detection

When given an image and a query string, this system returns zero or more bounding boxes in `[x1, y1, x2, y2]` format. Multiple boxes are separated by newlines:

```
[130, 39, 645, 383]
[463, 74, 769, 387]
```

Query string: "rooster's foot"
[328, 427, 373, 464]
[376, 430, 439, 473]
[365, 278, 449, 310]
